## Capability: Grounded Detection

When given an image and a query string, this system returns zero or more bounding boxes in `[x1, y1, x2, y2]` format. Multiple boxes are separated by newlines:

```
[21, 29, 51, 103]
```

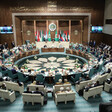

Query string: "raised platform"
[36, 41, 69, 49]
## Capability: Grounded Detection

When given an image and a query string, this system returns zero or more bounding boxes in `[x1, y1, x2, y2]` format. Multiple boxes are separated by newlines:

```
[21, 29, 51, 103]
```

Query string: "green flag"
[48, 30, 51, 41]
[55, 30, 58, 41]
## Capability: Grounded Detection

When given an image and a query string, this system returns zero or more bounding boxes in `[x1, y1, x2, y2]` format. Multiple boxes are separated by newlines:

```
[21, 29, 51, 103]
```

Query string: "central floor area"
[17, 54, 86, 71]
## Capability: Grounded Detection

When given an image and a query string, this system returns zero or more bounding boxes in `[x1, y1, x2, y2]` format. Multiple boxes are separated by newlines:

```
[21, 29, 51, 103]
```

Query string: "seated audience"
[32, 87, 44, 96]
[56, 79, 63, 85]
[106, 77, 112, 84]
[24, 87, 32, 93]
[64, 79, 70, 84]
[0, 83, 6, 90]
[17, 80, 23, 86]
[75, 77, 83, 84]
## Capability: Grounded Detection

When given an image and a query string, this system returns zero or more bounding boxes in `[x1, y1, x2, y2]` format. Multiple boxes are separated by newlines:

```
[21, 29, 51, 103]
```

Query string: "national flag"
[55, 30, 58, 41]
[45, 31, 48, 40]
[48, 30, 51, 41]
[35, 31, 37, 41]
[68, 32, 70, 41]
[37, 30, 40, 42]
[65, 32, 68, 41]
[60, 30, 64, 41]
[40, 30, 44, 42]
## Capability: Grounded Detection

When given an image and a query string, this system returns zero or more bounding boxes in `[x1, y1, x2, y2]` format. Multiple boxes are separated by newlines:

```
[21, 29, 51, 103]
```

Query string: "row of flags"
[35, 30, 70, 42]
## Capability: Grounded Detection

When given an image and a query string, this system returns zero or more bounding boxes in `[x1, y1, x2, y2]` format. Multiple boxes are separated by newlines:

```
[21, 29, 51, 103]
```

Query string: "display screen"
[91, 26, 103, 33]
[0, 26, 13, 34]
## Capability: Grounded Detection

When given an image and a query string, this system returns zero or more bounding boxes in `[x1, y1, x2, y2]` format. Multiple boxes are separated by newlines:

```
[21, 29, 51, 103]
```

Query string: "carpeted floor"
[0, 84, 112, 112]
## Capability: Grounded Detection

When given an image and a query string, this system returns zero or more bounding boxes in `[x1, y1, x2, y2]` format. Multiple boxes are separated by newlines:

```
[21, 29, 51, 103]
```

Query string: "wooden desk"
[41, 48, 64, 52]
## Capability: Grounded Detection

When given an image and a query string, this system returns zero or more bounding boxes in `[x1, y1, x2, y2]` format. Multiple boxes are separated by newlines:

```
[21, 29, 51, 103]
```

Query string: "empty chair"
[0, 66, 8, 76]
[54, 73, 62, 83]
[7, 69, 18, 79]
[17, 72, 29, 82]
[66, 91, 75, 103]
[71, 73, 81, 83]
[0, 89, 16, 102]
[89, 68, 94, 77]
[55, 92, 66, 105]
[36, 74, 45, 83]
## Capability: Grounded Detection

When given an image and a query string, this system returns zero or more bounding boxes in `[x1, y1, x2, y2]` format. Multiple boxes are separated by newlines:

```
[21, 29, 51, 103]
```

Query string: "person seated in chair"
[56, 79, 63, 85]
[85, 83, 91, 92]
[106, 77, 112, 84]
[0, 76, 4, 81]
[1, 64, 7, 71]
[24, 87, 32, 93]
[17, 80, 23, 86]
[85, 75, 90, 80]
[93, 81, 100, 87]
[64, 79, 70, 84]
[11, 66, 18, 74]
[32, 87, 44, 96]
[32, 81, 36, 85]
[0, 83, 6, 90]
[75, 77, 83, 85]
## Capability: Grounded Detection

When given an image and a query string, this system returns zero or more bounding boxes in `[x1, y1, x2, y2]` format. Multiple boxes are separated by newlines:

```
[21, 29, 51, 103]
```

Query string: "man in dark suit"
[4, 42, 8, 49]
[11, 41, 15, 48]
[24, 87, 32, 93]
[32, 87, 44, 96]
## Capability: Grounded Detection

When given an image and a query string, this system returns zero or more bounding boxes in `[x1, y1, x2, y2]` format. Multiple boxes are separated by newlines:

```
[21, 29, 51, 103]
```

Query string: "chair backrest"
[88, 85, 103, 96]
[54, 74, 62, 83]
[63, 84, 71, 90]
[32, 94, 42, 102]
[79, 80, 93, 89]
[54, 85, 63, 92]
[98, 73, 108, 84]
[0, 89, 9, 99]
[36, 74, 44, 82]
[17, 72, 25, 81]
[89, 68, 94, 77]
[56, 92, 66, 101]
[75, 73, 81, 81]
[22, 93, 32, 102]
[28, 84, 45, 92]
[66, 91, 75, 101]
[7, 69, 13, 78]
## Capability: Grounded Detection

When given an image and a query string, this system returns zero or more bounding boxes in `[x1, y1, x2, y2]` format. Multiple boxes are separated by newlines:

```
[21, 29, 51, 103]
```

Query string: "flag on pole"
[40, 30, 44, 42]
[68, 32, 70, 41]
[55, 30, 58, 41]
[45, 31, 48, 40]
[35, 31, 37, 41]
[48, 30, 51, 41]
[65, 32, 68, 41]
[60, 30, 64, 41]
[37, 30, 40, 42]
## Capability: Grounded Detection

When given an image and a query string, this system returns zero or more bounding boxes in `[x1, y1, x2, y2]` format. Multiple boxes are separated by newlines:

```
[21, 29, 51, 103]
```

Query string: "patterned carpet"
[0, 84, 112, 112]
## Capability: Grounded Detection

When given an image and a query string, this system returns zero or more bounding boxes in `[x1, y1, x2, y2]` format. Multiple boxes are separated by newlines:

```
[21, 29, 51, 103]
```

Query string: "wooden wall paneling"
[36, 21, 46, 41]
[83, 17, 89, 44]
[15, 17, 23, 46]
[0, 0, 105, 45]
[71, 21, 81, 44]
[22, 20, 35, 44]
[103, 34, 112, 46]
[69, 20, 71, 42]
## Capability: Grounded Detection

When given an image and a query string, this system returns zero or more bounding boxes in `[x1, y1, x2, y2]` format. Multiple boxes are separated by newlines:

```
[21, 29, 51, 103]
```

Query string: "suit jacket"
[32, 91, 44, 96]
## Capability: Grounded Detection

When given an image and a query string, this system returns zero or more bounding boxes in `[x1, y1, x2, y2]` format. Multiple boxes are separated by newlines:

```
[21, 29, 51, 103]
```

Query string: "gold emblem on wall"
[74, 30, 78, 35]
[27, 30, 31, 35]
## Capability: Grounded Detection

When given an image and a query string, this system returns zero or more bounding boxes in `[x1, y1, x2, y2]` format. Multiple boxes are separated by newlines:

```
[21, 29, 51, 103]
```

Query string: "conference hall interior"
[0, 0, 112, 112]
